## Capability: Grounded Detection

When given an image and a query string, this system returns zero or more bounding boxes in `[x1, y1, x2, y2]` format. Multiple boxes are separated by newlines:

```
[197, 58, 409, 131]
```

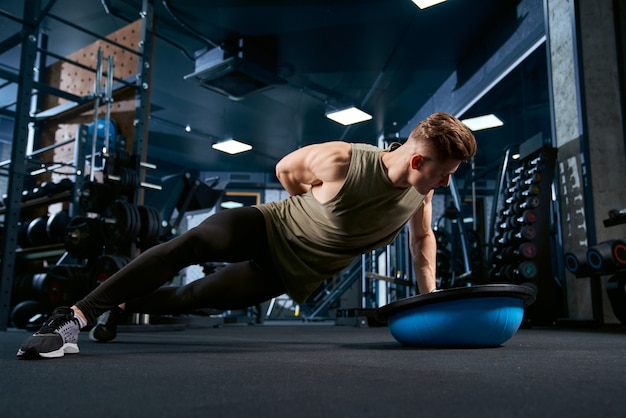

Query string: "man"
[17, 111, 476, 359]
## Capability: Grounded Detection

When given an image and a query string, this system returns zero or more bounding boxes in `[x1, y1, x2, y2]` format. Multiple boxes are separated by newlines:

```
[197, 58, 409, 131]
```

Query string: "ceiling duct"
[184, 38, 284, 101]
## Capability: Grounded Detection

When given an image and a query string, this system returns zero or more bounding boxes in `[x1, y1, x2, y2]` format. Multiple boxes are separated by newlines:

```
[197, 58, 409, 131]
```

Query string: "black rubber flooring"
[1, 321, 625, 418]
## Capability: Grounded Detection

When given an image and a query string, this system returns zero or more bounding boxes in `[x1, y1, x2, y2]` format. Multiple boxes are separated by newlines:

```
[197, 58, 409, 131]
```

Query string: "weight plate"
[65, 216, 101, 258]
[93, 254, 131, 286]
[10, 300, 48, 330]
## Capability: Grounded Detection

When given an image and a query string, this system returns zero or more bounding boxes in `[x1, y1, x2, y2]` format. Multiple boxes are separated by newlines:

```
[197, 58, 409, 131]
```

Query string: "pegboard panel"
[38, 20, 145, 184]
[43, 20, 141, 109]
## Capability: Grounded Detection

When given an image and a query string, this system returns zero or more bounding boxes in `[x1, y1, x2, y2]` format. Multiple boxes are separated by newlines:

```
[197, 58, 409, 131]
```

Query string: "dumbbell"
[522, 173, 542, 185]
[46, 210, 69, 243]
[587, 240, 626, 273]
[564, 247, 590, 276]
[501, 261, 538, 281]
[56, 178, 74, 192]
[27, 216, 50, 247]
[492, 242, 537, 264]
[38, 181, 58, 197]
[509, 261, 538, 280]
[515, 196, 540, 214]
[515, 185, 540, 201]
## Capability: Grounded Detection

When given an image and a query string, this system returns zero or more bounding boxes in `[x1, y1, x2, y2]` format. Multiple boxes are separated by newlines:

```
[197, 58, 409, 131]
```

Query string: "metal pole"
[449, 176, 472, 277]
[0, 0, 40, 331]
[132, 0, 155, 205]
[103, 55, 114, 153]
[70, 125, 88, 217]
[89, 49, 103, 182]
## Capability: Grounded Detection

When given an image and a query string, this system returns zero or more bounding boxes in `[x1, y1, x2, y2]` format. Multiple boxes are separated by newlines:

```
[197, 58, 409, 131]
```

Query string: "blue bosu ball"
[376, 284, 536, 348]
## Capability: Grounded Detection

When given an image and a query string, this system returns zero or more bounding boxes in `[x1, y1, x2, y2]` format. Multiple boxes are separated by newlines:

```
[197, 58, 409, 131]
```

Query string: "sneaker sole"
[16, 343, 79, 359]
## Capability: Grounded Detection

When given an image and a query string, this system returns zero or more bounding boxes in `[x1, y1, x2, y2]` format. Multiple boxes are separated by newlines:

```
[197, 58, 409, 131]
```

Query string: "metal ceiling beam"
[401, 0, 546, 135]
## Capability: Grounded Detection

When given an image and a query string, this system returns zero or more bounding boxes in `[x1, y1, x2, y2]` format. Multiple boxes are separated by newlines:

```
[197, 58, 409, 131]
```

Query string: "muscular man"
[17, 111, 476, 359]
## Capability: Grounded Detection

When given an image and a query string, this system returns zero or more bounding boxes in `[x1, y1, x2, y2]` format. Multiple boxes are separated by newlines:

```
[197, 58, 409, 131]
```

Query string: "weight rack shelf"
[15, 243, 66, 261]
[32, 83, 135, 123]
[0, 190, 72, 215]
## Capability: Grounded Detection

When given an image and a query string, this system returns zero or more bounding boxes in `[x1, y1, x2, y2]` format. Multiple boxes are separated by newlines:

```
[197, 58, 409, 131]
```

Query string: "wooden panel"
[44, 20, 141, 109]
[39, 20, 144, 185]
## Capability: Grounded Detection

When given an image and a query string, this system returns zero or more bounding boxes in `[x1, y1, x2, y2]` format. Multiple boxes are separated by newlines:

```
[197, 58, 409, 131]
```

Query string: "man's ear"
[410, 154, 424, 170]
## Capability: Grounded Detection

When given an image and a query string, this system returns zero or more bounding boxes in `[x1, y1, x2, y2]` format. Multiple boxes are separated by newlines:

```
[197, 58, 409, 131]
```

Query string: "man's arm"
[275, 141, 352, 199]
[408, 190, 438, 294]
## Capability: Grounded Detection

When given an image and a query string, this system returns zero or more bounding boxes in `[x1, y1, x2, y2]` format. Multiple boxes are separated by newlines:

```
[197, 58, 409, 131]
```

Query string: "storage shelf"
[15, 243, 66, 261]
[0, 190, 72, 215]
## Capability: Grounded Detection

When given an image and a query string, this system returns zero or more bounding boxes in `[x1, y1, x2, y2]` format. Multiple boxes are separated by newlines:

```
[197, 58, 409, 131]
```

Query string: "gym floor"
[1, 320, 625, 418]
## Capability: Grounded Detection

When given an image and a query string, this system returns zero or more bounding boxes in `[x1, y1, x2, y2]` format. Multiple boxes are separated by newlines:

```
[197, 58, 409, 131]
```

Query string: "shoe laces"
[39, 308, 76, 334]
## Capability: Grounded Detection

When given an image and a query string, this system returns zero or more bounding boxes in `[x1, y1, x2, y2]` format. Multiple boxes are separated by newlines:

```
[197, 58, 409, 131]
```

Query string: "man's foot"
[16, 306, 81, 359]
[89, 306, 124, 342]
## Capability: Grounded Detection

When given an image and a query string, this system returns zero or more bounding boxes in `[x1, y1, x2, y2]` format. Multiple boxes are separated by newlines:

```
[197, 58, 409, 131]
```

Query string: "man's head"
[409, 112, 477, 163]
[405, 112, 477, 194]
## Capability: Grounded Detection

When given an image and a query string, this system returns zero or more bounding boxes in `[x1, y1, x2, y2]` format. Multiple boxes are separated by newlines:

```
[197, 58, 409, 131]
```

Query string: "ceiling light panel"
[411, 0, 447, 10]
[461, 114, 504, 131]
[325, 106, 373, 126]
[212, 138, 253, 154]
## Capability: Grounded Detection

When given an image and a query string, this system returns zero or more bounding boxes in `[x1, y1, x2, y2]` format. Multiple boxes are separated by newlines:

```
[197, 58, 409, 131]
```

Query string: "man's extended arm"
[408, 191, 438, 294]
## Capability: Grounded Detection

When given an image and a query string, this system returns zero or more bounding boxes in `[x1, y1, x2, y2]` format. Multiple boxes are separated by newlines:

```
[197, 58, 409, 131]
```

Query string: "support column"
[0, 1, 40, 331]
[546, 0, 626, 323]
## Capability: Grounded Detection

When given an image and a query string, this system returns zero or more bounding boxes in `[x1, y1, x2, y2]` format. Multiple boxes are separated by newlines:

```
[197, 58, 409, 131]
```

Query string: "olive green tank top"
[255, 143, 426, 303]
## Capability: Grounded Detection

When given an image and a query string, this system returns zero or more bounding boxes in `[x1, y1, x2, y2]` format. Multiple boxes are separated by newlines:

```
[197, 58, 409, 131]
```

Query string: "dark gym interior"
[1, 0, 625, 417]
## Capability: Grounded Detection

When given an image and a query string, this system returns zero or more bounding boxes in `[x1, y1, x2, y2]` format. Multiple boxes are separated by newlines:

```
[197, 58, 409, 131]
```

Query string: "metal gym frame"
[0, 0, 154, 331]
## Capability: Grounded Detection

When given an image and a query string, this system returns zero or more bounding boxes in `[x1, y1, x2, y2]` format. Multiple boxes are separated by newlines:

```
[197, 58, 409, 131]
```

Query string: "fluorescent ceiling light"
[461, 114, 504, 131]
[212, 138, 252, 154]
[325, 106, 372, 126]
[221, 201, 244, 209]
[411, 0, 447, 10]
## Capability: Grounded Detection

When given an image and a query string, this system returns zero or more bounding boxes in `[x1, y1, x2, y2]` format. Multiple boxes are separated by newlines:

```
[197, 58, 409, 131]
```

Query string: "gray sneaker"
[89, 306, 124, 342]
[16, 306, 81, 359]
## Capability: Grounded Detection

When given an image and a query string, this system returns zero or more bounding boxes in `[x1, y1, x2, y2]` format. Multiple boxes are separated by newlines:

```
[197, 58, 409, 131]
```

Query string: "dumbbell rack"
[563, 212, 626, 326]
[488, 145, 563, 325]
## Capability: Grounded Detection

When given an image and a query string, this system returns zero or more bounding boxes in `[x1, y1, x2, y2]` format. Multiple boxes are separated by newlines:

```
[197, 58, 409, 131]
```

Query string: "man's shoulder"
[350, 142, 382, 151]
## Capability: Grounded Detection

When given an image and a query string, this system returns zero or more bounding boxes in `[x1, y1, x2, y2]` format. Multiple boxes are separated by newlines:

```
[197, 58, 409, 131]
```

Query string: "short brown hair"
[409, 112, 477, 162]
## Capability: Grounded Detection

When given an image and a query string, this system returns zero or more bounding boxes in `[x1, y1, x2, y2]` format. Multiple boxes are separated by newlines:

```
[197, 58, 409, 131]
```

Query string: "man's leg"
[75, 206, 273, 323]
[89, 260, 286, 342]
[17, 207, 275, 358]
[124, 259, 286, 315]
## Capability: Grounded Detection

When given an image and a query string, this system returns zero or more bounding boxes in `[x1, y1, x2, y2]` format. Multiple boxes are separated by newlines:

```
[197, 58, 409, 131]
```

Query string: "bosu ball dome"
[376, 284, 536, 348]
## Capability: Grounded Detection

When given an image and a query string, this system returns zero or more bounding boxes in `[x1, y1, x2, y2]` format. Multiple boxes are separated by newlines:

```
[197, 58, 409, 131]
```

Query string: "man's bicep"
[409, 191, 434, 241]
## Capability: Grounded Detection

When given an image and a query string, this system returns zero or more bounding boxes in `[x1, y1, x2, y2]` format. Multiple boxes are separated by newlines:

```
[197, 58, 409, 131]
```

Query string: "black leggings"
[75, 207, 287, 324]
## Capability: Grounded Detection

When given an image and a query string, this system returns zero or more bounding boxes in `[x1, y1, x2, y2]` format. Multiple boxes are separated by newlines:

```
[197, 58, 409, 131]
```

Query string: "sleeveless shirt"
[255, 143, 426, 303]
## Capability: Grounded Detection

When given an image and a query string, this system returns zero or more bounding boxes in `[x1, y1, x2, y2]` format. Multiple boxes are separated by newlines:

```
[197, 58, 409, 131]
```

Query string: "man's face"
[414, 157, 462, 194]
